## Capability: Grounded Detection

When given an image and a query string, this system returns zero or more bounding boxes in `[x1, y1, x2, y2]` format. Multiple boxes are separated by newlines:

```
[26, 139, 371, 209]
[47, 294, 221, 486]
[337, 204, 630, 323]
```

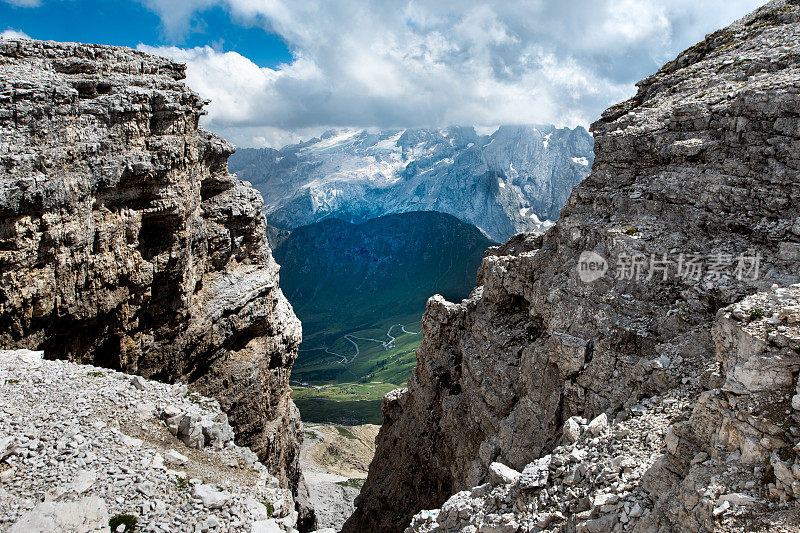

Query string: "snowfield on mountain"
[229, 125, 594, 242]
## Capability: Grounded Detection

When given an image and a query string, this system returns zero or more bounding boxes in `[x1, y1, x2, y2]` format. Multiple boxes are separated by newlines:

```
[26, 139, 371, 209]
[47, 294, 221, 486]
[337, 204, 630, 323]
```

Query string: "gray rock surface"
[9, 497, 109, 533]
[298, 423, 380, 531]
[0, 39, 313, 529]
[345, 2, 800, 531]
[0, 349, 298, 532]
[405, 285, 800, 532]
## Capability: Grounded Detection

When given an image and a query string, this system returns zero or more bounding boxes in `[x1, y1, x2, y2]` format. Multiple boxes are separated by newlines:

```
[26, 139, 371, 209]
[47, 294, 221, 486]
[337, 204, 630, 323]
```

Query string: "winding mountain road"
[302, 323, 421, 365]
[299, 346, 348, 364]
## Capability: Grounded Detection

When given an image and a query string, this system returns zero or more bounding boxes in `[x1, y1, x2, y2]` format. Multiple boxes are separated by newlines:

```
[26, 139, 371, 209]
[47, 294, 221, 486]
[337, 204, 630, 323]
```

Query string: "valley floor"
[291, 318, 422, 425]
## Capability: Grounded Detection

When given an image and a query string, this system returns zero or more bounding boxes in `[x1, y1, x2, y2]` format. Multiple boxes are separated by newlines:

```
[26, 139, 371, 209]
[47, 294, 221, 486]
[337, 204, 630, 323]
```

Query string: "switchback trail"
[302, 322, 422, 365]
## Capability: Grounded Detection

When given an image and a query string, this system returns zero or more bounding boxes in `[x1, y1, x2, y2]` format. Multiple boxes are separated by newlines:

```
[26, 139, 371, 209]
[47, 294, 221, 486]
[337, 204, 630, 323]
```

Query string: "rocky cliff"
[0, 40, 314, 529]
[345, 2, 800, 532]
[228, 125, 593, 242]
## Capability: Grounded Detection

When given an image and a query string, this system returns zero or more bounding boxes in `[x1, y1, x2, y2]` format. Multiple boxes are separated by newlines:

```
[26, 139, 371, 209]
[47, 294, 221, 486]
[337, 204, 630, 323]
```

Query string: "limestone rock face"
[9, 497, 110, 533]
[399, 286, 800, 533]
[0, 40, 312, 527]
[345, 2, 800, 531]
[637, 285, 800, 531]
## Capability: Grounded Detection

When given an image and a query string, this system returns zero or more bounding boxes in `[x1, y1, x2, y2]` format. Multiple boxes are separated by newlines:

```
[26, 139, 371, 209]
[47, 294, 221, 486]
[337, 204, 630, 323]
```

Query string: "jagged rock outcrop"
[401, 286, 800, 533]
[0, 40, 314, 528]
[638, 285, 800, 531]
[345, 2, 800, 532]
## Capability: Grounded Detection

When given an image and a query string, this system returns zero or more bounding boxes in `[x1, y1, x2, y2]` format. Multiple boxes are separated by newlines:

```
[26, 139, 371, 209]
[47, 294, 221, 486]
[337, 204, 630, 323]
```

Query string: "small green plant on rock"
[262, 499, 274, 518]
[335, 478, 365, 489]
[749, 308, 765, 321]
[174, 475, 189, 491]
[109, 514, 137, 532]
[335, 426, 357, 440]
[88, 371, 104, 378]
[184, 391, 202, 404]
[624, 227, 639, 236]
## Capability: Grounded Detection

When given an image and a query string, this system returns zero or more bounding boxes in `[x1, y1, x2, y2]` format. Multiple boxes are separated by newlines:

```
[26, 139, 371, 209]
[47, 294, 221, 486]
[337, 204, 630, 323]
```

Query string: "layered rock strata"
[345, 2, 800, 531]
[0, 40, 313, 528]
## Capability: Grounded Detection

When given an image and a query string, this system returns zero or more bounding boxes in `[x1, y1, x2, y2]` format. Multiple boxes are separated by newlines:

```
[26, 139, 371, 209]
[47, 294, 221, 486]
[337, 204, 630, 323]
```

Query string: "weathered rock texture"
[0, 349, 300, 532]
[345, 2, 800, 531]
[0, 40, 313, 528]
[402, 286, 800, 533]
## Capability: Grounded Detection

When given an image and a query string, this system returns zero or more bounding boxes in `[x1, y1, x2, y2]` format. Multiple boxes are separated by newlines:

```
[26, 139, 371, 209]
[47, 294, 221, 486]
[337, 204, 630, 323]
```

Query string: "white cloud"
[1, 28, 31, 39]
[138, 0, 767, 147]
[2, 0, 40, 6]
[137, 0, 217, 40]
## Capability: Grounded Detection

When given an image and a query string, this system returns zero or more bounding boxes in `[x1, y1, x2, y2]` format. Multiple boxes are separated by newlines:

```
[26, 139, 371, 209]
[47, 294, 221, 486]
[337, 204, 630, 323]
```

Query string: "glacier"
[229, 124, 594, 242]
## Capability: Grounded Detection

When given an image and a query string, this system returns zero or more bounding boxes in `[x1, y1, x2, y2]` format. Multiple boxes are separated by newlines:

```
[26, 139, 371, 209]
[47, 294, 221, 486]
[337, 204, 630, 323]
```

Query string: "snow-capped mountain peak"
[228, 125, 594, 241]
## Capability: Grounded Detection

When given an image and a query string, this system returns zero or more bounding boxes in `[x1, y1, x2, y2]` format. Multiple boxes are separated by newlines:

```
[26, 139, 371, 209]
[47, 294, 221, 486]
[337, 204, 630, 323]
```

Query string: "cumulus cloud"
[2, 0, 40, 7]
[139, 0, 767, 147]
[138, 0, 217, 41]
[1, 28, 31, 39]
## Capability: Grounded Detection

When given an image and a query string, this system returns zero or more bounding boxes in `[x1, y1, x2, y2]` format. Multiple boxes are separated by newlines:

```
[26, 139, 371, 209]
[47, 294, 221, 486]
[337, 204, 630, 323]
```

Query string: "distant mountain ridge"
[229, 125, 594, 242]
[273, 211, 495, 350]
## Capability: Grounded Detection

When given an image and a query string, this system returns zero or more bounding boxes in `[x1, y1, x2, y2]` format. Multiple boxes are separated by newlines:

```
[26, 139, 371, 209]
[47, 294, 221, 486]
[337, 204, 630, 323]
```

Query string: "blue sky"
[1, 0, 768, 148]
[0, 0, 292, 67]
